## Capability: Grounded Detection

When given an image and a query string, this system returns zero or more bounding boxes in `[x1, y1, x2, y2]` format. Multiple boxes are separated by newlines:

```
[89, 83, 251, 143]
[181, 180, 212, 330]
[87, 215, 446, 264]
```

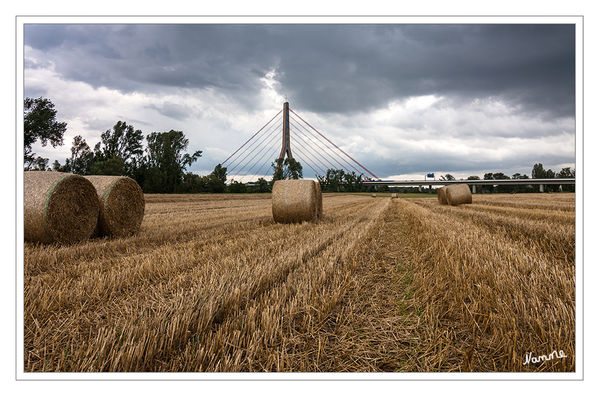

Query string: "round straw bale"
[445, 184, 472, 206]
[391, 193, 398, 199]
[24, 171, 99, 244]
[372, 193, 377, 198]
[272, 179, 318, 223]
[85, 176, 145, 237]
[437, 187, 448, 205]
[313, 181, 323, 219]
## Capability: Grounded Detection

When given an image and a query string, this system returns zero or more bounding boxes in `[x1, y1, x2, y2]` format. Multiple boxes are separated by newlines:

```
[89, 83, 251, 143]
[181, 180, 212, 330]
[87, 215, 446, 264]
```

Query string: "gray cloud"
[24, 23, 576, 179]
[24, 24, 574, 117]
[145, 101, 193, 120]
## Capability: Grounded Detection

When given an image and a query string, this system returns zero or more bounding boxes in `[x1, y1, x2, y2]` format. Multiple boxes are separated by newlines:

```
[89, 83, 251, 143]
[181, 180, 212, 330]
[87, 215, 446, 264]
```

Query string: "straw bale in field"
[446, 184, 472, 206]
[24, 171, 99, 244]
[272, 179, 318, 223]
[437, 187, 448, 205]
[372, 193, 376, 198]
[391, 193, 399, 199]
[85, 176, 145, 237]
[313, 181, 323, 219]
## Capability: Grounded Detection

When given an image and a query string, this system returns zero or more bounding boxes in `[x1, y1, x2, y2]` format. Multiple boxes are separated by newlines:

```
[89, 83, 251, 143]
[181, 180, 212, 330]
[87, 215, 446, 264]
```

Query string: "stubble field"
[24, 192, 575, 372]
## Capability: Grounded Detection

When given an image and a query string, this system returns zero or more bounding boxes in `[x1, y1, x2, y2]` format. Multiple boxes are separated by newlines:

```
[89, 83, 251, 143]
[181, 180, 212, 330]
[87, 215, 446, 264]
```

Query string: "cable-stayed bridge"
[220, 102, 379, 183]
[219, 102, 575, 191]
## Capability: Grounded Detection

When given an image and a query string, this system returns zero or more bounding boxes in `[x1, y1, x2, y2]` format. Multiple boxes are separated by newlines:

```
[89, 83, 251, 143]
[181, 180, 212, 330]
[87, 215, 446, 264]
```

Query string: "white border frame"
[15, 15, 583, 381]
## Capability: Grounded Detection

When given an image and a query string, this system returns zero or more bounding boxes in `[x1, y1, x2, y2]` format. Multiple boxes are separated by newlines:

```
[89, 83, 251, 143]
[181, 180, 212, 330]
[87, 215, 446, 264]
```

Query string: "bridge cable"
[292, 150, 324, 180]
[235, 131, 284, 182]
[225, 116, 282, 173]
[290, 119, 357, 175]
[289, 124, 339, 175]
[229, 126, 281, 181]
[291, 144, 327, 178]
[290, 109, 375, 178]
[290, 116, 364, 177]
[221, 109, 282, 166]
[226, 120, 282, 175]
[289, 108, 380, 180]
[253, 145, 283, 181]
[229, 125, 282, 181]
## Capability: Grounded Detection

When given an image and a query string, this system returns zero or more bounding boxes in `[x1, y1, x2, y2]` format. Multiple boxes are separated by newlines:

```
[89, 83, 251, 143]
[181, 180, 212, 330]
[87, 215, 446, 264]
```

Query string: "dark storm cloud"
[24, 24, 574, 117]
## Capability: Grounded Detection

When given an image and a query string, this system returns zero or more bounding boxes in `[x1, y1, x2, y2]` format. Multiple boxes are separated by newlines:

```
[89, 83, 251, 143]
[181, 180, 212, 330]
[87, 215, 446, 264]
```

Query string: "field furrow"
[25, 195, 383, 371]
[24, 192, 576, 372]
[411, 199, 575, 263]
[396, 198, 574, 371]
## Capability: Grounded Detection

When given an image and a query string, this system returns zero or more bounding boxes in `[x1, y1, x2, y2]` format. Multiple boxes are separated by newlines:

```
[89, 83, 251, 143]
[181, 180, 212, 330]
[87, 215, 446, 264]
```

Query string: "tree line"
[24, 97, 304, 193]
[25, 97, 207, 193]
[435, 165, 575, 193]
[24, 97, 575, 194]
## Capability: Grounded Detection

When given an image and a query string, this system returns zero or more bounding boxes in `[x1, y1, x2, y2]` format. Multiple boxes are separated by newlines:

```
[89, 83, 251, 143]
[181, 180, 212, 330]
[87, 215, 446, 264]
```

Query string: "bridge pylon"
[275, 101, 292, 175]
[221, 101, 380, 182]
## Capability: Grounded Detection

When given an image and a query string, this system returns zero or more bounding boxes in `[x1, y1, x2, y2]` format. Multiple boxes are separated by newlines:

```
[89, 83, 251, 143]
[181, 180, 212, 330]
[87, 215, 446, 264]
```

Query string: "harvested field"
[24, 193, 575, 372]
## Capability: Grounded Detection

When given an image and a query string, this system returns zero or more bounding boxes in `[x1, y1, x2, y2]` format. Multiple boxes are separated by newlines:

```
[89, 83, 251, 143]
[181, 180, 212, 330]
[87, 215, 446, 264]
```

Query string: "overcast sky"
[24, 24, 575, 180]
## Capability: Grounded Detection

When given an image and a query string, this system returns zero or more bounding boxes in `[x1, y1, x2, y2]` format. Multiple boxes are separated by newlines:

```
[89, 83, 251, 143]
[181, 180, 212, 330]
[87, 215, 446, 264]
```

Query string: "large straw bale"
[85, 176, 145, 237]
[313, 181, 323, 219]
[437, 187, 448, 205]
[391, 193, 399, 199]
[24, 171, 99, 244]
[446, 184, 472, 206]
[272, 180, 318, 223]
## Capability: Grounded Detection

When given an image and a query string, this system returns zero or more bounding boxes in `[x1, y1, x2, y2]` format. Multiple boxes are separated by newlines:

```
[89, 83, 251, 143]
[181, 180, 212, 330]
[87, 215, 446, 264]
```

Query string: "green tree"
[52, 159, 69, 172]
[558, 167, 575, 178]
[558, 167, 575, 192]
[211, 164, 227, 185]
[287, 158, 304, 179]
[256, 177, 269, 193]
[52, 135, 95, 174]
[544, 169, 558, 192]
[467, 175, 481, 180]
[228, 181, 247, 193]
[482, 173, 495, 193]
[178, 172, 206, 193]
[271, 157, 303, 181]
[491, 172, 510, 192]
[24, 97, 67, 170]
[93, 121, 144, 176]
[532, 163, 546, 179]
[91, 156, 128, 176]
[318, 169, 346, 192]
[342, 171, 363, 192]
[141, 165, 167, 193]
[206, 175, 225, 193]
[143, 130, 202, 193]
[204, 164, 227, 193]
[509, 173, 531, 192]
[272, 159, 284, 181]
[28, 157, 50, 171]
[69, 135, 94, 175]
